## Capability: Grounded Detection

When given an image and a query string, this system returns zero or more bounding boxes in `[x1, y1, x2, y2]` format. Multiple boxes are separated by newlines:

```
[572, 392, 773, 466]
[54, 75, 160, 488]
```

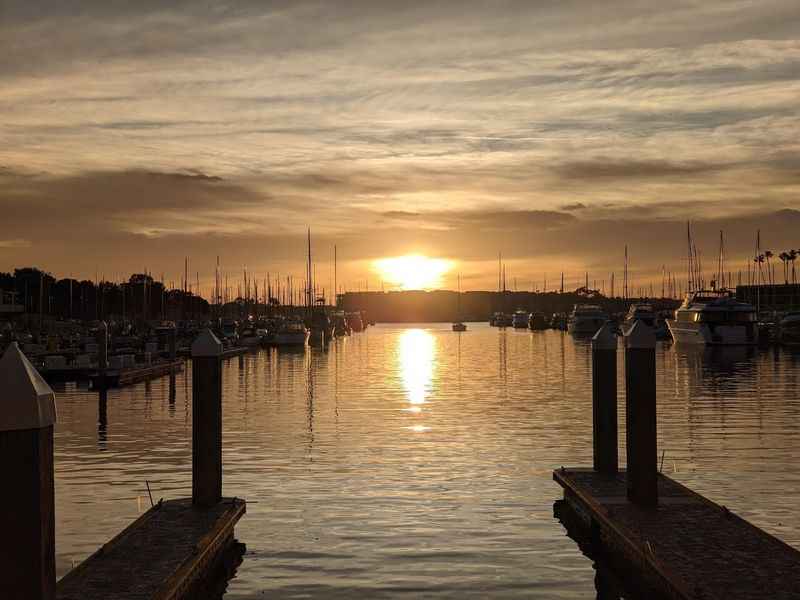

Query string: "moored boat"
[512, 310, 530, 329]
[667, 290, 757, 345]
[567, 304, 608, 336]
[778, 312, 800, 346]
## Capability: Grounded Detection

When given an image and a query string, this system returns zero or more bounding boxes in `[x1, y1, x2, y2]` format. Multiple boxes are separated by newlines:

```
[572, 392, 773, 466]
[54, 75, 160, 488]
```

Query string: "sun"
[373, 255, 453, 290]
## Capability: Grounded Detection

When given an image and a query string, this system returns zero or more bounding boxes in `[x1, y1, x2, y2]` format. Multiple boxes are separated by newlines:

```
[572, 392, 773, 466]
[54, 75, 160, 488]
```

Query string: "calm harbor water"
[53, 324, 800, 598]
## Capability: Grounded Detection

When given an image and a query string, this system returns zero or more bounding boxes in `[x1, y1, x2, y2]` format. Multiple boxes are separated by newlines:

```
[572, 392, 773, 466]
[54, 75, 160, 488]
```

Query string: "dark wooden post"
[592, 323, 618, 474]
[191, 329, 223, 507]
[0, 342, 57, 600]
[624, 321, 658, 507]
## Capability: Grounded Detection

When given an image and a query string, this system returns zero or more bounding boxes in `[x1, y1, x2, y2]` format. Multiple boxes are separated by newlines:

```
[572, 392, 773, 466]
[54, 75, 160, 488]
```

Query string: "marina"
[4, 2, 800, 596]
[14, 323, 796, 598]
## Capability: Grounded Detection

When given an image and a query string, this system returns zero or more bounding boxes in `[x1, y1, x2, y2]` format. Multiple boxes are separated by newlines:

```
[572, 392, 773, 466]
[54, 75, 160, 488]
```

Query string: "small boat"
[452, 274, 467, 332]
[528, 312, 547, 330]
[273, 319, 310, 346]
[778, 312, 800, 346]
[666, 290, 757, 345]
[621, 303, 670, 340]
[346, 312, 363, 333]
[238, 327, 263, 347]
[512, 310, 530, 329]
[567, 304, 608, 336]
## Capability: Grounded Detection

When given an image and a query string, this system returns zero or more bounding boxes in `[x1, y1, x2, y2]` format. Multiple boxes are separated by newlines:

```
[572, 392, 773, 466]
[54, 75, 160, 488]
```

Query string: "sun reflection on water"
[399, 328, 436, 410]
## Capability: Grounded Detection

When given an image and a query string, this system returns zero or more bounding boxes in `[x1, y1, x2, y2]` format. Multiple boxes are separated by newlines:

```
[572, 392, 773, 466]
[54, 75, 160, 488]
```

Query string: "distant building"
[736, 284, 800, 312]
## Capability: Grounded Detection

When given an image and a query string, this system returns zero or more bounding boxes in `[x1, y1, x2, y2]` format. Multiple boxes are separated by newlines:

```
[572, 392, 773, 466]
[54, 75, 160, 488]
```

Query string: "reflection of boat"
[567, 305, 608, 335]
[779, 312, 800, 346]
[528, 312, 547, 330]
[621, 303, 670, 340]
[273, 319, 310, 346]
[512, 310, 529, 329]
[667, 290, 757, 345]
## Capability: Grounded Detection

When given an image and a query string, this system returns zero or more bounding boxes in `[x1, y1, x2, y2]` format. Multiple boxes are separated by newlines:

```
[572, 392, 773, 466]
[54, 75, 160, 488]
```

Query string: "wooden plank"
[554, 468, 800, 600]
[57, 498, 245, 600]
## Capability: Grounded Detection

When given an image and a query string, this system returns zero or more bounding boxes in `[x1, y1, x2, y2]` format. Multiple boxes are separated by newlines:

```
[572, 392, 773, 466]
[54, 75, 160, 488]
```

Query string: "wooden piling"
[191, 329, 223, 507]
[624, 320, 658, 507]
[0, 342, 58, 600]
[591, 324, 617, 474]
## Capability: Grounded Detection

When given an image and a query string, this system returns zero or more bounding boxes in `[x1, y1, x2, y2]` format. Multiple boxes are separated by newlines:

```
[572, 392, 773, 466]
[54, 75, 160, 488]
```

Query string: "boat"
[310, 307, 332, 344]
[528, 312, 547, 330]
[778, 312, 800, 346]
[332, 311, 350, 336]
[452, 274, 468, 332]
[346, 312, 363, 333]
[512, 310, 530, 328]
[666, 290, 757, 345]
[273, 319, 310, 346]
[567, 304, 608, 336]
[238, 327, 263, 347]
[490, 312, 513, 327]
[621, 303, 670, 340]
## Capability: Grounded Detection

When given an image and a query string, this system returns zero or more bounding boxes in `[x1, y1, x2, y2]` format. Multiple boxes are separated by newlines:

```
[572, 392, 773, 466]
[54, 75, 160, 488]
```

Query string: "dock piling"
[623, 321, 658, 507]
[591, 324, 618, 474]
[0, 342, 57, 600]
[191, 329, 224, 507]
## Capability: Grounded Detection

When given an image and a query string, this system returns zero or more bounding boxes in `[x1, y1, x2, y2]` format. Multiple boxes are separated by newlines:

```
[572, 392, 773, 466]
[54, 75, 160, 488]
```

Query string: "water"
[52, 324, 800, 598]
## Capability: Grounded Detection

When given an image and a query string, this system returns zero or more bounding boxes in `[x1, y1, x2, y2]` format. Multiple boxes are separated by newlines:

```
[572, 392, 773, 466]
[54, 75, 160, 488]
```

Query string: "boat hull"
[272, 332, 310, 346]
[667, 320, 758, 345]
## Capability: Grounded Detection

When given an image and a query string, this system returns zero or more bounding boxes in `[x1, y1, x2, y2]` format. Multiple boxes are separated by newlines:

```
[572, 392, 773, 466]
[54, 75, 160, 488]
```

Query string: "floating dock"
[57, 497, 245, 600]
[89, 360, 183, 389]
[554, 467, 800, 600]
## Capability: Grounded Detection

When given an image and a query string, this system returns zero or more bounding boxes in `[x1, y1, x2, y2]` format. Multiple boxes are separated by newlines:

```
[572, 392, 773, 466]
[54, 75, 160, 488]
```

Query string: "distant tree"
[779, 252, 790, 284]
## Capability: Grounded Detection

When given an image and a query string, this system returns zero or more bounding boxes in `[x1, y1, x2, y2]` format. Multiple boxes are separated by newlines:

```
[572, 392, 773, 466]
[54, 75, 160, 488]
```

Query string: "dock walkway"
[554, 468, 800, 600]
[57, 498, 245, 600]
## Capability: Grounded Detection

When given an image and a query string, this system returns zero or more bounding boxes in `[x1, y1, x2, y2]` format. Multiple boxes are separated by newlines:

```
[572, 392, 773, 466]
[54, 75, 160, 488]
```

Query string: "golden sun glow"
[399, 328, 436, 407]
[373, 254, 453, 290]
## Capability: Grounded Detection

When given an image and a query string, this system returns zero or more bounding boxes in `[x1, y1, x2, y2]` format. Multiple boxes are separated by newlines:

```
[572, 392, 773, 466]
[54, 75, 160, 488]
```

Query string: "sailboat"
[452, 274, 467, 331]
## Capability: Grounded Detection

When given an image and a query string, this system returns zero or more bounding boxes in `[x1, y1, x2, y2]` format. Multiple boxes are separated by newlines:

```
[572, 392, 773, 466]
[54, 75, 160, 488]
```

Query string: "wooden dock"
[57, 498, 246, 600]
[554, 468, 800, 600]
[89, 360, 183, 389]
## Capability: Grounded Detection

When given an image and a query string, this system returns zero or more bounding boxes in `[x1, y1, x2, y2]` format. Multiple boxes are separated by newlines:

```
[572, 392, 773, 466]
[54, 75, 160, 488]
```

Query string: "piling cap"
[0, 342, 57, 431]
[592, 322, 617, 350]
[624, 320, 656, 349]
[191, 329, 223, 357]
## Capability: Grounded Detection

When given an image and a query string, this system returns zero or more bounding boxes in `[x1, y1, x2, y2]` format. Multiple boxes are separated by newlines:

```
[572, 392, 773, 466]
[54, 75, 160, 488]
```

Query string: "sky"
[1, 1, 799, 294]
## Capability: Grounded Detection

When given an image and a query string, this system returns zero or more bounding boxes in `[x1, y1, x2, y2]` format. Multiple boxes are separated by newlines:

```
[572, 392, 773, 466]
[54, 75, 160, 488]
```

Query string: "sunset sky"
[2, 1, 799, 294]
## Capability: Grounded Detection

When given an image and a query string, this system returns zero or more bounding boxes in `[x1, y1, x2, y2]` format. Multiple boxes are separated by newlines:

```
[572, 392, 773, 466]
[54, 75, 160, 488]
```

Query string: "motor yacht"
[667, 290, 757, 345]
[621, 303, 670, 340]
[567, 304, 608, 336]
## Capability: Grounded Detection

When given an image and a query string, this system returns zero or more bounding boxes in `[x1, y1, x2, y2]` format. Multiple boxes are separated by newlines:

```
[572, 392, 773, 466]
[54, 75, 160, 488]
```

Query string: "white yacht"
[621, 303, 669, 339]
[667, 290, 757, 345]
[567, 304, 608, 335]
[512, 310, 530, 328]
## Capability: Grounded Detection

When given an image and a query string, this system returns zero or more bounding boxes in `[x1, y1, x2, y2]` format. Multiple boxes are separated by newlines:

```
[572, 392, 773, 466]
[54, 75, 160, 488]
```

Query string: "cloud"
[1, 2, 799, 288]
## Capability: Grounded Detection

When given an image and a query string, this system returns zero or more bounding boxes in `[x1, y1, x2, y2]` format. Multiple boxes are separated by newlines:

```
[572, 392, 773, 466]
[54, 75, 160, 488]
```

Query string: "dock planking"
[57, 497, 245, 600]
[554, 467, 800, 600]
[89, 359, 183, 389]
